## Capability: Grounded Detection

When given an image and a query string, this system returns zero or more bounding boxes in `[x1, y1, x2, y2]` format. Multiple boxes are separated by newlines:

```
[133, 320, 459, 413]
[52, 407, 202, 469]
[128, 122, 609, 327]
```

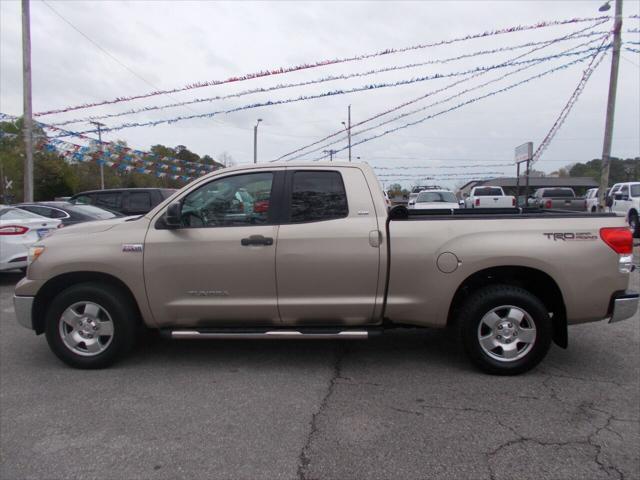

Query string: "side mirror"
[458, 200, 465, 206]
[165, 202, 182, 228]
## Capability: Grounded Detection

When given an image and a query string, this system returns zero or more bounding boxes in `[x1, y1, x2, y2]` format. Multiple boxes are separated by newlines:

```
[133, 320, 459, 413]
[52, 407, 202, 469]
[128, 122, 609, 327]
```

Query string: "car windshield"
[416, 191, 457, 203]
[630, 185, 640, 197]
[0, 207, 45, 220]
[66, 204, 120, 219]
[542, 188, 574, 198]
[474, 188, 502, 196]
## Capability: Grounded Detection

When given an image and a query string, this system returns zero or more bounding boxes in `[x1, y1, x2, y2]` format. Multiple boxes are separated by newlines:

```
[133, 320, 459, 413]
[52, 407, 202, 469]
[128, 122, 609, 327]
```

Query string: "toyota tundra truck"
[13, 162, 639, 375]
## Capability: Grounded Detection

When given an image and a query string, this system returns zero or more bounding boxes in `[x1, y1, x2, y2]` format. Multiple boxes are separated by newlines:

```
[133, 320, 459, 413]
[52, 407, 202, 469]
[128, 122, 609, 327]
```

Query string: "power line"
[40, 0, 160, 93]
[39, 0, 225, 128]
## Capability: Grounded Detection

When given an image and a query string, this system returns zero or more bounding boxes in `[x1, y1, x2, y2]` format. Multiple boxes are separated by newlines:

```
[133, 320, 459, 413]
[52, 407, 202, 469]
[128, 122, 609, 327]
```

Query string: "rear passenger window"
[289, 171, 348, 223]
[129, 192, 152, 211]
[95, 192, 121, 210]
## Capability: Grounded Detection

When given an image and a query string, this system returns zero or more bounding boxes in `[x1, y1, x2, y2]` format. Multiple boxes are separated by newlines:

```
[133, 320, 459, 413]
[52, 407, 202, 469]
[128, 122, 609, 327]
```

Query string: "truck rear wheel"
[44, 283, 137, 369]
[457, 285, 552, 375]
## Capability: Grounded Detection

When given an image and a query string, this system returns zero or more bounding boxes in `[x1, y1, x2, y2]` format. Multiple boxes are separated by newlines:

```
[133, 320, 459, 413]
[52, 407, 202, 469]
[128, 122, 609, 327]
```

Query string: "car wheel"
[628, 211, 639, 238]
[458, 285, 552, 375]
[45, 283, 137, 369]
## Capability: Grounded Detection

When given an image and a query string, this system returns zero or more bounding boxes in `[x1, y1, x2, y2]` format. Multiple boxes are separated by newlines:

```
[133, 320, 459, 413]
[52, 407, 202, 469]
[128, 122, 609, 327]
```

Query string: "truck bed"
[383, 205, 626, 330]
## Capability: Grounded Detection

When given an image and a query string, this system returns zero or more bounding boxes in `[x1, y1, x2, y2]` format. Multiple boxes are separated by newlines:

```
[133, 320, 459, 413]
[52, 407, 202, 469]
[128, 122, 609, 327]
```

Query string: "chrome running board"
[168, 329, 369, 340]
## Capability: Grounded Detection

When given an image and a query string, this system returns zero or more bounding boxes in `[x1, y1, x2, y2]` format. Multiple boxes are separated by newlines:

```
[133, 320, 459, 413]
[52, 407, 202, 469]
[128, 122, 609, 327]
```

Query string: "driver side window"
[180, 172, 274, 228]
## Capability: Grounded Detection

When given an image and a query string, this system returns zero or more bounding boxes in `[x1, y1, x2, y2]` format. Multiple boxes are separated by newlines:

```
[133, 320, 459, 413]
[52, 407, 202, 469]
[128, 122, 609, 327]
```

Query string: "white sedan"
[411, 190, 461, 209]
[0, 207, 61, 272]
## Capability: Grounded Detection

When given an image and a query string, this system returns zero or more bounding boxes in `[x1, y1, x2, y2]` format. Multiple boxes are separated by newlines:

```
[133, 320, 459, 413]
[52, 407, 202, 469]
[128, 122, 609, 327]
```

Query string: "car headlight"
[28, 246, 45, 265]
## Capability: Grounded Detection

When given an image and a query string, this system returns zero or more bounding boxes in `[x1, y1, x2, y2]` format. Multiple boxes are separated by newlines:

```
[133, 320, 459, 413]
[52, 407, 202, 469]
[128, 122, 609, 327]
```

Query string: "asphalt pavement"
[1, 271, 638, 480]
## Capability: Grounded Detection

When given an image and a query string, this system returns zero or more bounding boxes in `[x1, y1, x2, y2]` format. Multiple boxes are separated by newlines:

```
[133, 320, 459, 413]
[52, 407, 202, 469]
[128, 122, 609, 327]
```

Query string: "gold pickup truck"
[14, 162, 638, 374]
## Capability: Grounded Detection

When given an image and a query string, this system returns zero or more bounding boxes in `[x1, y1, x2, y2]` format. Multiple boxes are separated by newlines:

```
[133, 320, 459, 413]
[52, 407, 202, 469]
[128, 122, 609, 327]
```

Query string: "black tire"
[457, 285, 552, 375]
[45, 282, 138, 369]
[628, 211, 639, 238]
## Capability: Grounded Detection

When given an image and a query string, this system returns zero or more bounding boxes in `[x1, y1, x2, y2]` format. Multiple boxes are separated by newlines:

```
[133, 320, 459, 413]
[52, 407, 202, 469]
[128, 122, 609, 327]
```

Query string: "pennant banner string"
[286, 35, 611, 161]
[50, 44, 610, 139]
[273, 22, 611, 161]
[308, 47, 608, 161]
[50, 26, 609, 127]
[35, 15, 615, 117]
[0, 112, 217, 173]
[532, 43, 609, 163]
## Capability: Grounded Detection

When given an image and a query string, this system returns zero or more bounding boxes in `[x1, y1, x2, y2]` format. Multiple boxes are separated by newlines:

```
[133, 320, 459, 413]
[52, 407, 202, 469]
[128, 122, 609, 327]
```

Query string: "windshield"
[542, 188, 575, 198]
[474, 187, 502, 196]
[0, 208, 45, 220]
[416, 191, 457, 203]
[631, 185, 640, 197]
[67, 204, 119, 219]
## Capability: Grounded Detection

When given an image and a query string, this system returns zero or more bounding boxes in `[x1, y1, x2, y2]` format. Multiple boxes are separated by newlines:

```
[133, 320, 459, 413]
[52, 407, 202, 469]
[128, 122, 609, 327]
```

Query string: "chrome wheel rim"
[58, 301, 114, 357]
[477, 305, 536, 362]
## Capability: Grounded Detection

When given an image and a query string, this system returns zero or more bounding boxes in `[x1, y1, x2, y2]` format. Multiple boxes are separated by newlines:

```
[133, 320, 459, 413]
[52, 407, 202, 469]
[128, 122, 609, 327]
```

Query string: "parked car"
[607, 184, 623, 210]
[610, 181, 640, 236]
[408, 185, 443, 208]
[14, 162, 637, 375]
[531, 187, 585, 211]
[0, 207, 60, 272]
[584, 188, 599, 213]
[410, 190, 460, 209]
[69, 188, 176, 216]
[16, 202, 122, 227]
[464, 186, 516, 208]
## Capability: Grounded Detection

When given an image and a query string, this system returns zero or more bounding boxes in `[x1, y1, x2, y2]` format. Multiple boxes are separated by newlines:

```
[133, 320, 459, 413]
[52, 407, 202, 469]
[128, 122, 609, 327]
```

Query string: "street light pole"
[597, 0, 623, 211]
[90, 121, 106, 189]
[22, 0, 34, 202]
[253, 118, 262, 164]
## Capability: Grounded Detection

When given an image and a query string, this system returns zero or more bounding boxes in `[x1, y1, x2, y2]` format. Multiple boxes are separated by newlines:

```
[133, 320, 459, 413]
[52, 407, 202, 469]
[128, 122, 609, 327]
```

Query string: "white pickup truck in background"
[464, 186, 516, 209]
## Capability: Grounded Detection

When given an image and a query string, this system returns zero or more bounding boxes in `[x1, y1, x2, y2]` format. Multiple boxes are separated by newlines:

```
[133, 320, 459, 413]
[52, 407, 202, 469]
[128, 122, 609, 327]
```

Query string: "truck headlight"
[28, 246, 45, 265]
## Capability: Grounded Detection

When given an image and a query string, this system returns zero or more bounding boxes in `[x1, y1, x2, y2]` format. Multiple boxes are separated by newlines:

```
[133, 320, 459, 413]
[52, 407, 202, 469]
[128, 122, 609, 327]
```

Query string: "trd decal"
[543, 232, 597, 241]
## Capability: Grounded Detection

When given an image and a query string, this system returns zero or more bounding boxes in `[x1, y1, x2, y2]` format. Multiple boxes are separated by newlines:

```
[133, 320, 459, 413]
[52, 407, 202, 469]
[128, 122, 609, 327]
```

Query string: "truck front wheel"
[458, 285, 552, 375]
[44, 283, 137, 369]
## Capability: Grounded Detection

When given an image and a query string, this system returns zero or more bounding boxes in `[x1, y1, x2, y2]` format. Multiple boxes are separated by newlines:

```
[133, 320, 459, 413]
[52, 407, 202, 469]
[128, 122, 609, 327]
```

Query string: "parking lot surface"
[1, 272, 638, 480]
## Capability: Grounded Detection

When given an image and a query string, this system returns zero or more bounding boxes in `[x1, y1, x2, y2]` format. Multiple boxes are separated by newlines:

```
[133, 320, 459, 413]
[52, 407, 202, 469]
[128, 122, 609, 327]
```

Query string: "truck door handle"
[241, 235, 273, 246]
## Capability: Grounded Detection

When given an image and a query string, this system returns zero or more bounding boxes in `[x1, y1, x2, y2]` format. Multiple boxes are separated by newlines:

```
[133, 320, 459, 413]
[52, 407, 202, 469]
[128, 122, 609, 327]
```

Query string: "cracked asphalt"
[1, 271, 639, 480]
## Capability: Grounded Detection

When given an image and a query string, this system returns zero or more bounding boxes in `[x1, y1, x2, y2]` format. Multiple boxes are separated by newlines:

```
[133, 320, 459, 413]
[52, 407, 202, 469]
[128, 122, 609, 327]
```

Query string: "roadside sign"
[5, 178, 13, 190]
[515, 142, 533, 206]
[515, 142, 533, 163]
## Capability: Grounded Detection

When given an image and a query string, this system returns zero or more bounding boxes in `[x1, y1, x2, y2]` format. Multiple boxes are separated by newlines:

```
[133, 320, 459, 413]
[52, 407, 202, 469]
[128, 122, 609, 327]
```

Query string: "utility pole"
[253, 118, 262, 164]
[597, 0, 623, 211]
[341, 105, 352, 161]
[22, 0, 34, 202]
[90, 121, 106, 189]
[323, 149, 335, 161]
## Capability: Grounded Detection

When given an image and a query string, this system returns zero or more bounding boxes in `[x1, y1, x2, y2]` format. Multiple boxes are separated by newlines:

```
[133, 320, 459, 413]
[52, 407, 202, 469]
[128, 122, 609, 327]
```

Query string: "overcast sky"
[1, 0, 639, 189]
